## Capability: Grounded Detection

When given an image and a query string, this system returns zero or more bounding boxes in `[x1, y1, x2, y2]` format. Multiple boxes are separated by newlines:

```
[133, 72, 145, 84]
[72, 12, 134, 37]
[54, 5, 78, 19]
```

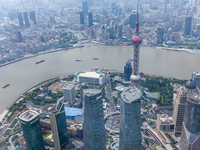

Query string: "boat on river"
[36, 60, 45, 64]
[2, 84, 10, 89]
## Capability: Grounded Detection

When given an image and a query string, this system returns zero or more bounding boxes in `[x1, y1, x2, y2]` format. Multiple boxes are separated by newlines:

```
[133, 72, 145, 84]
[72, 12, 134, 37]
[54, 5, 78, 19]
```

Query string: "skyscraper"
[124, 59, 132, 81]
[129, 13, 136, 29]
[82, 0, 88, 16]
[63, 84, 75, 106]
[179, 93, 200, 150]
[42, 101, 69, 150]
[117, 24, 123, 39]
[119, 2, 142, 149]
[126, 25, 131, 40]
[110, 27, 114, 39]
[191, 72, 200, 90]
[83, 89, 106, 150]
[157, 27, 163, 44]
[80, 11, 84, 24]
[87, 12, 93, 27]
[172, 80, 198, 136]
[184, 16, 192, 35]
[19, 110, 45, 150]
[30, 11, 37, 25]
[16, 32, 22, 42]
[23, 12, 30, 26]
[17, 12, 24, 26]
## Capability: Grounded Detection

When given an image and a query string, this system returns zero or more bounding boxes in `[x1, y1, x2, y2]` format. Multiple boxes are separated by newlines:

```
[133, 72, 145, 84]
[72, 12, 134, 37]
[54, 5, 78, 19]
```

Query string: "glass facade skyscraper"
[30, 11, 37, 25]
[46, 101, 69, 150]
[124, 59, 132, 81]
[17, 12, 24, 26]
[179, 93, 200, 150]
[19, 110, 45, 150]
[83, 89, 106, 150]
[119, 88, 142, 150]
[23, 12, 30, 26]
[184, 16, 192, 35]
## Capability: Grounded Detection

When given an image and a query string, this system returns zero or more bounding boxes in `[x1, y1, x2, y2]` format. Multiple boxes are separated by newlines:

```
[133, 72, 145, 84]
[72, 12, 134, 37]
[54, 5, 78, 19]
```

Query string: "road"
[105, 75, 116, 112]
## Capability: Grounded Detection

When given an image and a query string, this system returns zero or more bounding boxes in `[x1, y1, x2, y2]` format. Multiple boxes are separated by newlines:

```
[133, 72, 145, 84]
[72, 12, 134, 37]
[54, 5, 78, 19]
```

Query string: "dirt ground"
[49, 82, 66, 92]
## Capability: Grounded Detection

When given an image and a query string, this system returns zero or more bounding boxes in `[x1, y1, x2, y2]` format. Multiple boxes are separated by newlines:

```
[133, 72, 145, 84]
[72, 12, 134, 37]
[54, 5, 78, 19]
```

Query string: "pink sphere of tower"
[131, 36, 142, 45]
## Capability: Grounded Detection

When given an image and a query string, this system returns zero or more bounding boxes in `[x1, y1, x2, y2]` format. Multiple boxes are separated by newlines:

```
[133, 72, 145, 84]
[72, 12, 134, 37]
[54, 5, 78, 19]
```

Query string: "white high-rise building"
[4, 17, 11, 30]
[63, 84, 75, 106]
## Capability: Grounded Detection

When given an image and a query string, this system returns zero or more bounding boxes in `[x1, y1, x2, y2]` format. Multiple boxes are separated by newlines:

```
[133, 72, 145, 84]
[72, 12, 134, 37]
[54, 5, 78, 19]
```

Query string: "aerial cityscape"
[0, 0, 200, 150]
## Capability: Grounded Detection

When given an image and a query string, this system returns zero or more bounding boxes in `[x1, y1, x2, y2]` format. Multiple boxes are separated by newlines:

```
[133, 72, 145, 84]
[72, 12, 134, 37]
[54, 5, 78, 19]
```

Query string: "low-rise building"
[157, 114, 174, 132]
[77, 71, 105, 85]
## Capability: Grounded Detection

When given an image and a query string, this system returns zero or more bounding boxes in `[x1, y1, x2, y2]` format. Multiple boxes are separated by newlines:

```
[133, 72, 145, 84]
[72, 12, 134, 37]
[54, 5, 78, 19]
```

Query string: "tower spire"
[136, 0, 139, 36]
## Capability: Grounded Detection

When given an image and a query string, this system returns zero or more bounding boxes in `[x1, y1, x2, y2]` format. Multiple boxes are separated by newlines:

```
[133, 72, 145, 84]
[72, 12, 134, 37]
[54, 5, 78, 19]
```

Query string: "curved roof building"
[64, 107, 83, 120]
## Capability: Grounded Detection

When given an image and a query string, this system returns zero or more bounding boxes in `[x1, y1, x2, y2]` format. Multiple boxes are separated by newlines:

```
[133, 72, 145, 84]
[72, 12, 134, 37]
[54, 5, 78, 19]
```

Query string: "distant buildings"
[110, 27, 114, 39]
[17, 12, 24, 26]
[184, 16, 192, 35]
[82, 0, 88, 15]
[179, 93, 200, 150]
[19, 110, 45, 150]
[30, 11, 37, 25]
[80, 11, 84, 24]
[23, 12, 30, 26]
[157, 27, 163, 44]
[87, 12, 93, 27]
[63, 84, 75, 106]
[117, 24, 123, 39]
[157, 114, 174, 132]
[43, 101, 69, 150]
[16, 32, 22, 43]
[50, 16, 56, 24]
[76, 72, 105, 85]
[119, 87, 142, 150]
[129, 13, 136, 29]
[124, 59, 132, 81]
[83, 89, 106, 150]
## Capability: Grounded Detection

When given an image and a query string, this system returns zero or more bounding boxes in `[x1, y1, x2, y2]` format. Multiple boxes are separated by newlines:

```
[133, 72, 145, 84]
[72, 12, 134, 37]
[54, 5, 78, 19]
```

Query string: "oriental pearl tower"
[119, 1, 142, 149]
[130, 0, 143, 88]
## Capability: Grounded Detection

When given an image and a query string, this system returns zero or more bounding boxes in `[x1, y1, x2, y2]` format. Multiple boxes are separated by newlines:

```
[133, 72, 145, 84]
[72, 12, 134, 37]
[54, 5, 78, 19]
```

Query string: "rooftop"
[188, 94, 200, 104]
[83, 89, 101, 97]
[19, 110, 38, 122]
[121, 87, 142, 103]
[63, 84, 75, 90]
[78, 71, 104, 79]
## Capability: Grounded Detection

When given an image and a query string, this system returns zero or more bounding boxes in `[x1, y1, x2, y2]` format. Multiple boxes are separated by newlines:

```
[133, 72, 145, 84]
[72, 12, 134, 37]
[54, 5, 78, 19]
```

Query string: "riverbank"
[155, 46, 200, 54]
[0, 47, 76, 68]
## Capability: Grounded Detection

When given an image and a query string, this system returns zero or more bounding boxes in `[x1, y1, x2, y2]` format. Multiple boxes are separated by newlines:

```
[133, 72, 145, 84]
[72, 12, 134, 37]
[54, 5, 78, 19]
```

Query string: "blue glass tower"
[124, 59, 132, 81]
[19, 110, 45, 150]
[83, 89, 106, 150]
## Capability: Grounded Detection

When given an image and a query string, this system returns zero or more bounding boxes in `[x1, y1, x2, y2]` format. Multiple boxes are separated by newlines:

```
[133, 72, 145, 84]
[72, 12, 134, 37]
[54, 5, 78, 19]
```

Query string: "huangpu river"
[0, 41, 200, 113]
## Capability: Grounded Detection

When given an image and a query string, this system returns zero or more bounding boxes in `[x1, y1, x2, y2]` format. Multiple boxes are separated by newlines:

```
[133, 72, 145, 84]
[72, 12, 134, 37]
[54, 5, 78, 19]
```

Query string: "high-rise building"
[16, 32, 22, 42]
[80, 11, 84, 24]
[157, 27, 163, 44]
[126, 25, 131, 40]
[184, 16, 192, 35]
[4, 17, 11, 30]
[102, 9, 107, 18]
[23, 12, 30, 26]
[179, 93, 200, 150]
[42, 101, 69, 150]
[82, 0, 88, 16]
[172, 80, 197, 136]
[50, 16, 56, 24]
[124, 59, 132, 81]
[191, 72, 200, 90]
[87, 12, 93, 27]
[83, 89, 106, 150]
[119, 3, 142, 150]
[19, 110, 45, 150]
[63, 84, 75, 106]
[30, 11, 37, 25]
[17, 12, 24, 26]
[117, 24, 123, 39]
[129, 13, 136, 29]
[110, 27, 114, 39]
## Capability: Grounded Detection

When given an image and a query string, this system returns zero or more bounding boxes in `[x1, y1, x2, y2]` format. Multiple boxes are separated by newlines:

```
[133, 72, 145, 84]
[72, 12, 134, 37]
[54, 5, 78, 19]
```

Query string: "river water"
[0, 36, 200, 113]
